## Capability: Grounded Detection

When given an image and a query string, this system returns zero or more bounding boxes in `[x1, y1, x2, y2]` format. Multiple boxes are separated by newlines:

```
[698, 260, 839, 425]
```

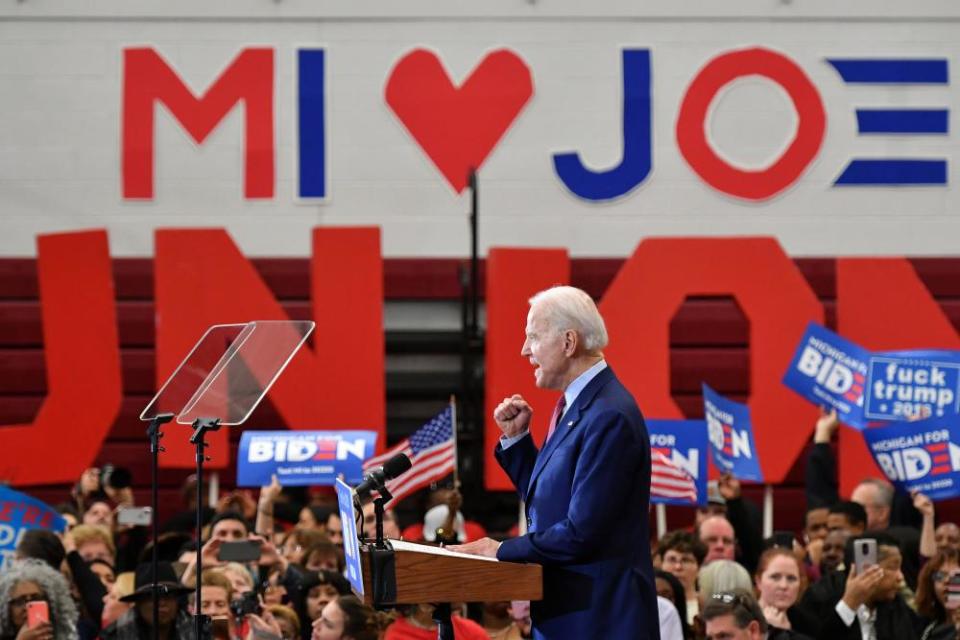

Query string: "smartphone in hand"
[853, 538, 877, 575]
[26, 601, 49, 629]
[116, 506, 153, 526]
[217, 540, 261, 563]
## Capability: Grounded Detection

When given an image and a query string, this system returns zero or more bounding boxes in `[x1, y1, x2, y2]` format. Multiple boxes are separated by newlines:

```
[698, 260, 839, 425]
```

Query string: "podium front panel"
[359, 542, 542, 606]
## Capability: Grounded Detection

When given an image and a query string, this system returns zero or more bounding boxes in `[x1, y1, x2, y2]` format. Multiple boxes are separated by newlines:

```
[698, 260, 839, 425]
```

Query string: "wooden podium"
[358, 539, 542, 607]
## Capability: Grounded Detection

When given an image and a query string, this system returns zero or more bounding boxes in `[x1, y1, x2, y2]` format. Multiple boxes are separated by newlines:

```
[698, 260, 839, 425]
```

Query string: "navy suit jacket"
[495, 366, 660, 640]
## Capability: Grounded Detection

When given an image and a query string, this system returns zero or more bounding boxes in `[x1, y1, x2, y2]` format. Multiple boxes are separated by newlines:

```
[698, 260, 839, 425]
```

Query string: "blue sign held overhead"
[782, 322, 870, 429]
[648, 420, 708, 507]
[237, 430, 377, 487]
[866, 351, 960, 422]
[702, 384, 763, 483]
[0, 486, 66, 569]
[862, 416, 960, 501]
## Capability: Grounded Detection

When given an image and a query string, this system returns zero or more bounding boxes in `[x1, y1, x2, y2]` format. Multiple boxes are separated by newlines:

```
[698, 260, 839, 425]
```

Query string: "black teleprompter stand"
[146, 413, 174, 640]
[190, 418, 221, 640]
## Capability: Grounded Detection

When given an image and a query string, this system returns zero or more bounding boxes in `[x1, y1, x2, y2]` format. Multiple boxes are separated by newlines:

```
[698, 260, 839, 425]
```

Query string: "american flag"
[650, 450, 698, 505]
[362, 405, 456, 506]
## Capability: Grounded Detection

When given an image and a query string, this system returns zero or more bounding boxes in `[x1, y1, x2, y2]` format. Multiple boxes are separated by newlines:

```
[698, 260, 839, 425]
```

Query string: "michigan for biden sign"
[783, 323, 870, 428]
[702, 384, 763, 483]
[863, 417, 960, 501]
[237, 431, 377, 487]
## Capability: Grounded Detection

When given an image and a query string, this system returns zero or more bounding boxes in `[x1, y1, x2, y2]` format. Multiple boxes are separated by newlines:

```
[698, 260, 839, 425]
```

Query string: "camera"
[100, 464, 132, 490]
[229, 591, 262, 619]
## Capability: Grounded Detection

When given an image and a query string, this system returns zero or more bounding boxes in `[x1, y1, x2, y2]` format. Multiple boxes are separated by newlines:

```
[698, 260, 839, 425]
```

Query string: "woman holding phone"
[0, 559, 78, 640]
[915, 549, 960, 640]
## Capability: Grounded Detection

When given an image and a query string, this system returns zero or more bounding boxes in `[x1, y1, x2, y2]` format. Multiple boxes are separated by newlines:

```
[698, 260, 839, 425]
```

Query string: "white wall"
[1, 3, 959, 257]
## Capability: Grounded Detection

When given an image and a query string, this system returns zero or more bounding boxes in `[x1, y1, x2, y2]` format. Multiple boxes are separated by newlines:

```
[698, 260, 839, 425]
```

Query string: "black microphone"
[355, 453, 412, 498]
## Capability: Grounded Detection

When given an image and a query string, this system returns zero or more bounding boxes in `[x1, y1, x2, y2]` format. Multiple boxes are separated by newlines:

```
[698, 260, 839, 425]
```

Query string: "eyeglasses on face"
[932, 570, 960, 583]
[10, 594, 47, 608]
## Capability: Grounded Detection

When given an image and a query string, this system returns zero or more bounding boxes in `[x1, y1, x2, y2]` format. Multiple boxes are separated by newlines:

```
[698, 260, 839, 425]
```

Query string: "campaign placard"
[237, 430, 377, 487]
[335, 478, 364, 596]
[782, 322, 870, 429]
[702, 384, 764, 482]
[865, 350, 960, 422]
[862, 416, 960, 501]
[647, 420, 708, 506]
[0, 486, 66, 569]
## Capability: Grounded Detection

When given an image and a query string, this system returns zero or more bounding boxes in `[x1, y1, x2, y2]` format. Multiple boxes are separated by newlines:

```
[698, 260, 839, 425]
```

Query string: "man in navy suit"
[451, 286, 660, 639]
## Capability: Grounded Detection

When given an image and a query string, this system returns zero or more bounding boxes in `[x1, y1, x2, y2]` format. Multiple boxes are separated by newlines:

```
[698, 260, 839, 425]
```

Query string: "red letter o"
[676, 47, 825, 201]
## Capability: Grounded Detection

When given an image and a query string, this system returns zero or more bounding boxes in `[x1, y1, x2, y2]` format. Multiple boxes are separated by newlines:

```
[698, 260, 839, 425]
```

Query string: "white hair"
[529, 286, 608, 353]
[698, 559, 752, 597]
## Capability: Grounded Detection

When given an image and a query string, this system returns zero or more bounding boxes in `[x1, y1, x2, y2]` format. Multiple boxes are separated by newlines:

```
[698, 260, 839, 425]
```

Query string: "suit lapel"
[525, 366, 615, 499]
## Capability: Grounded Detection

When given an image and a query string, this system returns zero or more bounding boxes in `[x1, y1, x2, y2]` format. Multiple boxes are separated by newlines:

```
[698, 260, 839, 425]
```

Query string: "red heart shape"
[385, 48, 534, 193]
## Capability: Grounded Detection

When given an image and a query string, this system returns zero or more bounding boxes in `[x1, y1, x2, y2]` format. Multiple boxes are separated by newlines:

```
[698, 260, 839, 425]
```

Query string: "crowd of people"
[1, 407, 959, 639]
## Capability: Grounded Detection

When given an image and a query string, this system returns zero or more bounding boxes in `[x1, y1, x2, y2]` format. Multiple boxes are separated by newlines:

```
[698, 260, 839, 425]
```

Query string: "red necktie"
[546, 396, 567, 443]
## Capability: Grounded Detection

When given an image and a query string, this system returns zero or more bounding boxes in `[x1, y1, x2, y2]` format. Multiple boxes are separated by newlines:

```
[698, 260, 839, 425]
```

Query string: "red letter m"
[123, 47, 274, 199]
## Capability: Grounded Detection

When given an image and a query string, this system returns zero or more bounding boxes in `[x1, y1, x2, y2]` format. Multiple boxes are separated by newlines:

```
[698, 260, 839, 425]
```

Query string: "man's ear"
[563, 329, 579, 356]
[747, 620, 761, 638]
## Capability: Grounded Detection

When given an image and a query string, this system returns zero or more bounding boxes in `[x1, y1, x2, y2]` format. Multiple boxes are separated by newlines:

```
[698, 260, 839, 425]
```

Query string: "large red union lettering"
[600, 238, 823, 483]
[837, 259, 960, 497]
[484, 249, 570, 490]
[0, 231, 121, 485]
[155, 228, 384, 468]
[123, 47, 274, 199]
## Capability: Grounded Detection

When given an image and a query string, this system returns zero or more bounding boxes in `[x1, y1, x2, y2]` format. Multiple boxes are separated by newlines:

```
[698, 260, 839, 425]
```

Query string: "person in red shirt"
[384, 604, 487, 640]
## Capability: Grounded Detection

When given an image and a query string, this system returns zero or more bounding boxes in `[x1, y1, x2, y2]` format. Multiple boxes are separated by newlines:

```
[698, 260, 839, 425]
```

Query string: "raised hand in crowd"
[841, 564, 885, 611]
[913, 490, 934, 519]
[717, 473, 741, 501]
[251, 533, 289, 573]
[814, 407, 840, 444]
[218, 489, 258, 520]
[912, 490, 938, 559]
[180, 536, 225, 586]
[256, 474, 282, 536]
